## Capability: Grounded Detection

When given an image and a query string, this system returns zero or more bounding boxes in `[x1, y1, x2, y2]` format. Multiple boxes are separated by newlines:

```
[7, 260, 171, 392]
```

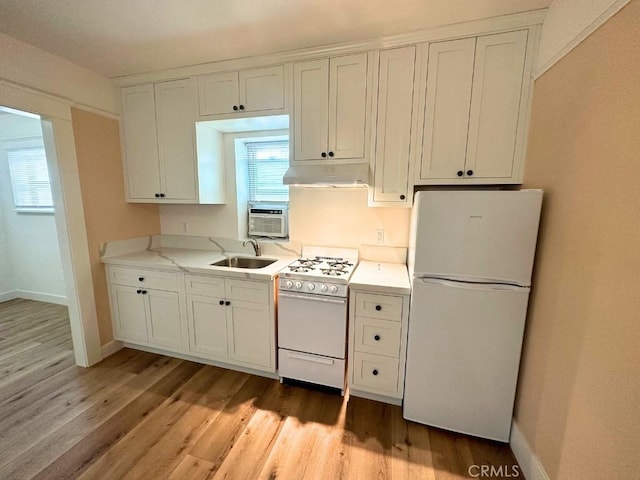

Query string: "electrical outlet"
[181, 222, 190, 233]
[375, 229, 384, 244]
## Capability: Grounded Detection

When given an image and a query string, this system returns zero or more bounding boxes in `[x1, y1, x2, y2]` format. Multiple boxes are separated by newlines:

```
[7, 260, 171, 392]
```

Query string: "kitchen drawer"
[279, 349, 345, 390]
[225, 279, 269, 304]
[185, 274, 226, 298]
[354, 292, 403, 321]
[351, 351, 400, 394]
[354, 316, 401, 357]
[109, 266, 178, 291]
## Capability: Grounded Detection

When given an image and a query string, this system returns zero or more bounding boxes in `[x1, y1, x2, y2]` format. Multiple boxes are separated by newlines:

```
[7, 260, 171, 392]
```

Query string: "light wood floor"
[0, 299, 521, 479]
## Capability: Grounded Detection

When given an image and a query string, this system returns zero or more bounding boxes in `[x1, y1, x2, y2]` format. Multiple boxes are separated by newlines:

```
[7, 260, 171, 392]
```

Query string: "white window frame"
[5, 137, 54, 214]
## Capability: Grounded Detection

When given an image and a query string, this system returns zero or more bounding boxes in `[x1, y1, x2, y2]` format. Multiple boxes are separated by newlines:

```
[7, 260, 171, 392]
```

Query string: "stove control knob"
[295, 281, 303, 289]
[307, 283, 315, 291]
[330, 285, 339, 293]
[285, 280, 293, 289]
[320, 284, 328, 292]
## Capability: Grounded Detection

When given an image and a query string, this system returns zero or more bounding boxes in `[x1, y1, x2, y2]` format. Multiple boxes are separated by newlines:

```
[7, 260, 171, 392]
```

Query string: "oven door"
[278, 291, 347, 358]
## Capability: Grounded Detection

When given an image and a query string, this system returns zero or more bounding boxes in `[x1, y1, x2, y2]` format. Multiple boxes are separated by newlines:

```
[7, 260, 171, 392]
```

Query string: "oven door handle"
[278, 292, 347, 304]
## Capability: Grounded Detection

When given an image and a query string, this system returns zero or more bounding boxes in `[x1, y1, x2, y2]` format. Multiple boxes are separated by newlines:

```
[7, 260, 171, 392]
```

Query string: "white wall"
[0, 33, 118, 116]
[0, 196, 15, 299]
[0, 112, 66, 303]
[535, 0, 631, 76]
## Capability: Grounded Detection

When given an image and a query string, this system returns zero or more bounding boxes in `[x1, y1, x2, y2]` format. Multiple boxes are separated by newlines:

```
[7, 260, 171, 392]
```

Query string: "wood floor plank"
[0, 299, 522, 480]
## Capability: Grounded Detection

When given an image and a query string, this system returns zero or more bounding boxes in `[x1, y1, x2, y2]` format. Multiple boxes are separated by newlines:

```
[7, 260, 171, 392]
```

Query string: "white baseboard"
[0, 290, 17, 303]
[101, 340, 124, 359]
[510, 420, 550, 480]
[14, 290, 67, 305]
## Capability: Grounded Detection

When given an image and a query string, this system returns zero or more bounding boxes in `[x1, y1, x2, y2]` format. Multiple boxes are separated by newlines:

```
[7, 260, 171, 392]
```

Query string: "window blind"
[7, 146, 53, 210]
[246, 140, 289, 203]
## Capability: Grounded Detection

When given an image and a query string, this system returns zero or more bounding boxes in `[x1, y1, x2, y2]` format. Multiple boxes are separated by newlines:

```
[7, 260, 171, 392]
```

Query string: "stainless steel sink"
[210, 256, 277, 269]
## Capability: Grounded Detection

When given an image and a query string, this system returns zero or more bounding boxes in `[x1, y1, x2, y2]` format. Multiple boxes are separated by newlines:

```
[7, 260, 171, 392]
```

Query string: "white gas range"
[277, 246, 358, 393]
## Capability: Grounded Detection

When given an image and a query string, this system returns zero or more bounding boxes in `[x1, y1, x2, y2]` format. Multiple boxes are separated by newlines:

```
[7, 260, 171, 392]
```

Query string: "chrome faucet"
[243, 238, 261, 257]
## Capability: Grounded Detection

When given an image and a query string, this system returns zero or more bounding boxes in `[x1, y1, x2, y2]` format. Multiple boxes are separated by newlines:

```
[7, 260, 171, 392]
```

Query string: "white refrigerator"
[403, 190, 543, 442]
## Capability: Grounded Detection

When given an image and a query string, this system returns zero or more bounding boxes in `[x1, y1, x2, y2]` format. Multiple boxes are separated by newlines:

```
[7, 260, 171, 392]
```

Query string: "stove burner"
[289, 266, 313, 273]
[297, 258, 322, 267]
[320, 268, 346, 276]
[327, 260, 353, 268]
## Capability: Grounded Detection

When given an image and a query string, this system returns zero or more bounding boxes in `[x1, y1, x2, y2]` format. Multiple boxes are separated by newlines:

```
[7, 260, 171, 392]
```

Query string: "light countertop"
[349, 261, 411, 295]
[101, 247, 297, 281]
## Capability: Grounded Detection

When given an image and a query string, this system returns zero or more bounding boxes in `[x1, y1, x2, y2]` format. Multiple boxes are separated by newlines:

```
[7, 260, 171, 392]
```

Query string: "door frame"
[0, 79, 103, 366]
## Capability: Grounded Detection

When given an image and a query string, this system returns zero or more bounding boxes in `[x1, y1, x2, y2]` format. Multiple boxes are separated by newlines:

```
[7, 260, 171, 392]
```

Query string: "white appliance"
[248, 206, 288, 238]
[403, 190, 543, 442]
[278, 246, 358, 393]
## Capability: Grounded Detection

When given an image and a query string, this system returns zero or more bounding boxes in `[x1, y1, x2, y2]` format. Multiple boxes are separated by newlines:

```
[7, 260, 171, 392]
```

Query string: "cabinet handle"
[321, 152, 327, 158]
[136, 289, 141, 294]
[233, 105, 238, 111]
[374, 334, 380, 341]
[467, 170, 474, 176]
[457, 170, 464, 177]
[159, 193, 165, 198]
[155, 193, 160, 198]
[239, 104, 245, 110]
[372, 369, 379, 376]
[219, 300, 224, 305]
[225, 301, 231, 306]
[375, 305, 382, 311]
[138, 277, 144, 282]
[400, 195, 406, 200]
[142, 290, 147, 295]
[328, 151, 334, 157]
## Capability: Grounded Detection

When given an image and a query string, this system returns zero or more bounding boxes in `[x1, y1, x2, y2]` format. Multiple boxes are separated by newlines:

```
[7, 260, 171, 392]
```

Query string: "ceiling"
[0, 0, 551, 79]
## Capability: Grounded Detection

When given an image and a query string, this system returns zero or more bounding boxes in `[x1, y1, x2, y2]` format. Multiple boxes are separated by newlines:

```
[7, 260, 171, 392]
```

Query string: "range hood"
[283, 163, 370, 186]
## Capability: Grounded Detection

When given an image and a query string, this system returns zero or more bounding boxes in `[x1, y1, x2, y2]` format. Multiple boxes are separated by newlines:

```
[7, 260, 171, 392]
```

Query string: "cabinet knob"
[142, 290, 147, 294]
[467, 170, 474, 176]
[321, 152, 327, 158]
[136, 289, 141, 294]
[375, 305, 382, 311]
[457, 170, 464, 177]
[159, 193, 165, 198]
[155, 193, 160, 198]
[233, 105, 238, 111]
[138, 277, 144, 282]
[400, 195, 406, 200]
[239, 104, 245, 110]
[225, 300, 231, 306]
[219, 300, 224, 305]
[374, 334, 380, 341]
[372, 369, 379, 376]
[328, 151, 334, 157]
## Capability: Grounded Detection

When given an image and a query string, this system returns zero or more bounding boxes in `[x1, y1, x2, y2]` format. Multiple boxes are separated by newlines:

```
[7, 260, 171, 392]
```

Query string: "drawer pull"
[372, 369, 379, 376]
[136, 289, 141, 294]
[138, 277, 144, 282]
[225, 301, 231, 306]
[374, 334, 380, 341]
[375, 305, 382, 311]
[141, 290, 147, 295]
[219, 300, 224, 305]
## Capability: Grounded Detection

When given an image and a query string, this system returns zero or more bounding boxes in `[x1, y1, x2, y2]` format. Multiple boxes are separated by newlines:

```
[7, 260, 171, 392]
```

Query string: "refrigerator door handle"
[417, 277, 530, 291]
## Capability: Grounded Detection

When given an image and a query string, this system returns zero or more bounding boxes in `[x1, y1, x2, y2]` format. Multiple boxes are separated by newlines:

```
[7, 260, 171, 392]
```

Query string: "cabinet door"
[227, 300, 271, 368]
[198, 72, 240, 115]
[146, 289, 182, 350]
[293, 59, 329, 161]
[372, 46, 416, 204]
[186, 294, 228, 359]
[239, 65, 285, 113]
[328, 53, 368, 159]
[155, 79, 198, 201]
[120, 84, 161, 200]
[465, 30, 528, 179]
[418, 38, 475, 180]
[110, 285, 148, 342]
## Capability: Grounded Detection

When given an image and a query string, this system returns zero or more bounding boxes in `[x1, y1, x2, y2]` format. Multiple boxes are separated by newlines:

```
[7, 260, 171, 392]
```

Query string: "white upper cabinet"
[416, 30, 531, 184]
[370, 46, 418, 207]
[120, 78, 226, 204]
[293, 53, 370, 162]
[198, 65, 285, 117]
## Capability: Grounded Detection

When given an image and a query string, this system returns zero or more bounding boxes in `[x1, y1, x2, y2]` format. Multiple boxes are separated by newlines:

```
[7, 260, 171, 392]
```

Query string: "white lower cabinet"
[348, 290, 410, 404]
[184, 274, 275, 373]
[108, 266, 185, 352]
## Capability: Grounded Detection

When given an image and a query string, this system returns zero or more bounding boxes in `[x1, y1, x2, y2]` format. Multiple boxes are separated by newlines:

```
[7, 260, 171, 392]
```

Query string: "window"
[7, 144, 53, 212]
[246, 140, 289, 203]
